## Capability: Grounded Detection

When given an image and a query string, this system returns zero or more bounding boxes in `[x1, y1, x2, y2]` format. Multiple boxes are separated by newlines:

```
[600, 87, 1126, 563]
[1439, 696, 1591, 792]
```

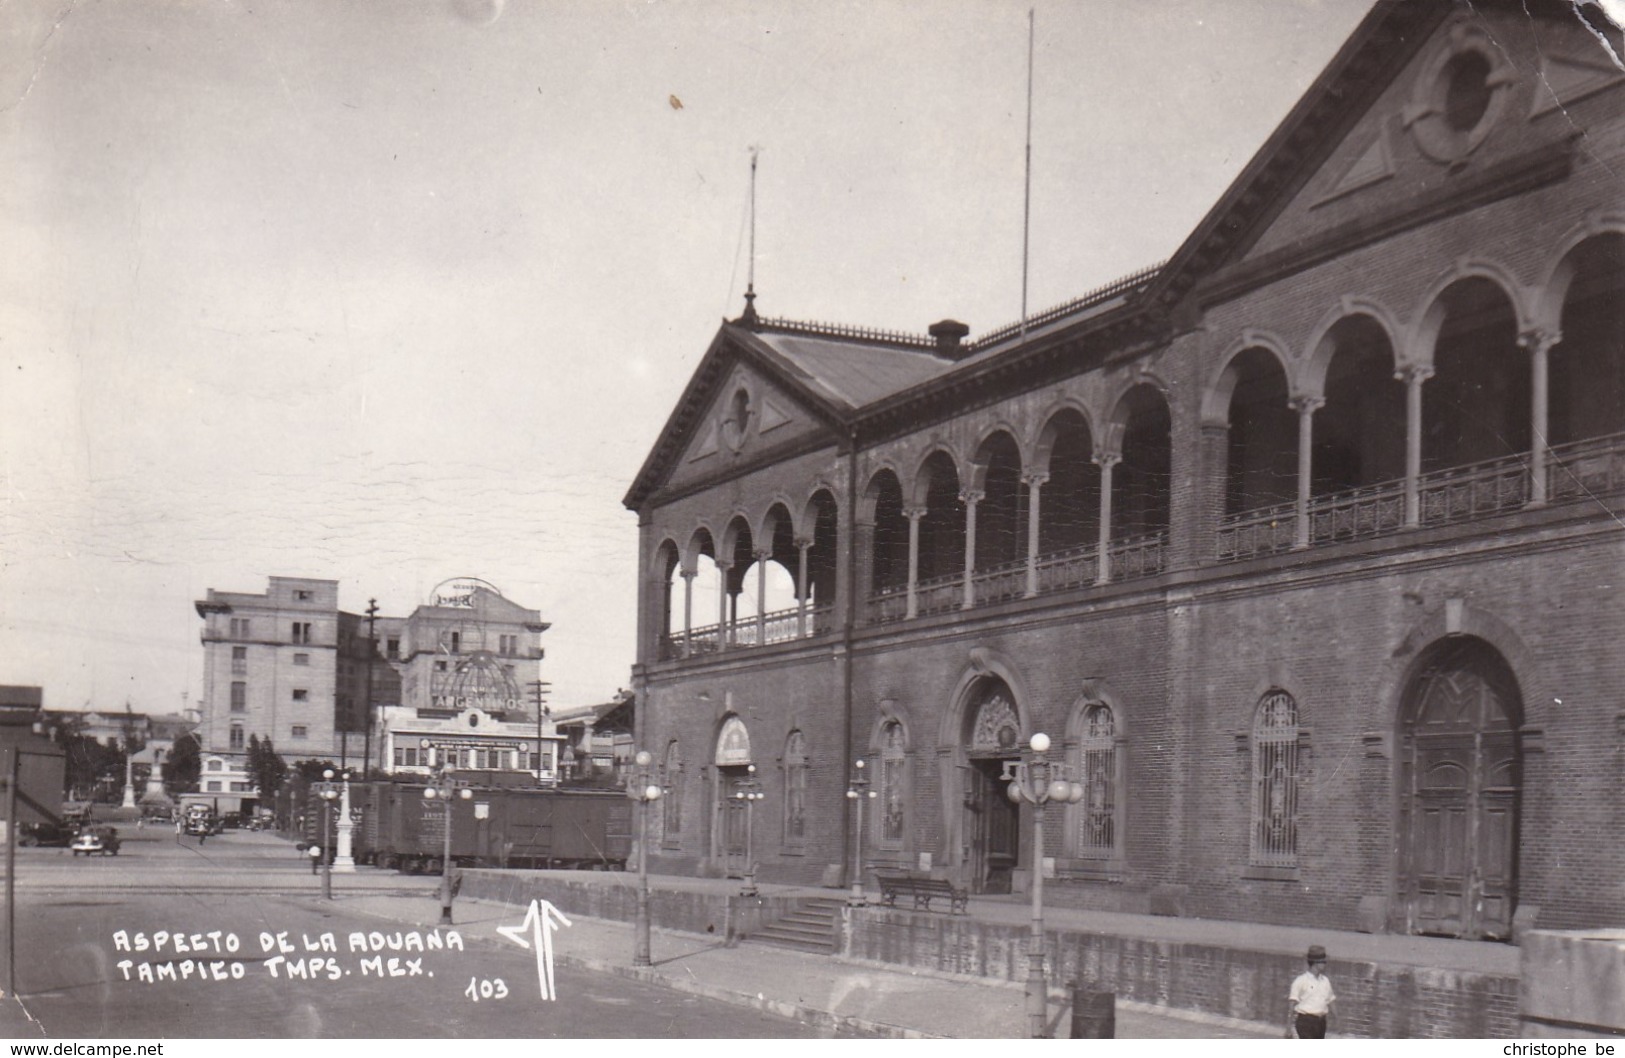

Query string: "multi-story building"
[195, 576, 551, 805]
[625, 0, 1625, 941]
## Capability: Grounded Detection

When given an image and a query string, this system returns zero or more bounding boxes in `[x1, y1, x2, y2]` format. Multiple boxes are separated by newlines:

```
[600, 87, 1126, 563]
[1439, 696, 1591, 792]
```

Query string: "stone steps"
[748, 897, 844, 955]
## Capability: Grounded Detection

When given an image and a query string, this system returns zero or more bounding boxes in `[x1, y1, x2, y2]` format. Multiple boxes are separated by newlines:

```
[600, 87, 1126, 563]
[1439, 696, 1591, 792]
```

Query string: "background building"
[626, 0, 1625, 941]
[195, 576, 550, 806]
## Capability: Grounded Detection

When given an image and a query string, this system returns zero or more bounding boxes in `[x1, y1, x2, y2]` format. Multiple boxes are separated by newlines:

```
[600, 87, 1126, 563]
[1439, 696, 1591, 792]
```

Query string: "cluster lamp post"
[311, 769, 345, 900]
[625, 749, 663, 966]
[732, 764, 764, 897]
[421, 739, 473, 925]
[845, 758, 876, 906]
[1005, 732, 1086, 1039]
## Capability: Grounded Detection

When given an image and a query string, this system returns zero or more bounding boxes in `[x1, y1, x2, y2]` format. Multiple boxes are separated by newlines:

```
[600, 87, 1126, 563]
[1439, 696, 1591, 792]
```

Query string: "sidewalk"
[322, 888, 1279, 1039]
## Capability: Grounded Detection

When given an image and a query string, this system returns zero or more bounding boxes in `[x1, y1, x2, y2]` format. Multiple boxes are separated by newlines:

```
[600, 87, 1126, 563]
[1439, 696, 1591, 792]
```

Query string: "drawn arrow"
[496, 899, 572, 1000]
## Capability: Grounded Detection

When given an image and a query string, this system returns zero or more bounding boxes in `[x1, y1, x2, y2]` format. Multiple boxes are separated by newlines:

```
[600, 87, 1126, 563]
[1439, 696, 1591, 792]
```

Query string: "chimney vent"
[928, 319, 971, 359]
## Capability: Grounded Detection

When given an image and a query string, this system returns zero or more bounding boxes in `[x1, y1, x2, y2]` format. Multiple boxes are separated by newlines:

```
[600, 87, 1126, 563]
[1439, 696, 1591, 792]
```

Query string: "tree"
[292, 759, 339, 781]
[165, 732, 201, 792]
[249, 737, 288, 799]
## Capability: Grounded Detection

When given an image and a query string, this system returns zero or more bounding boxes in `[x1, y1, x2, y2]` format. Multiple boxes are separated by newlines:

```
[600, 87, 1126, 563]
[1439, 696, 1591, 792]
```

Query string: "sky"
[0, 0, 1380, 717]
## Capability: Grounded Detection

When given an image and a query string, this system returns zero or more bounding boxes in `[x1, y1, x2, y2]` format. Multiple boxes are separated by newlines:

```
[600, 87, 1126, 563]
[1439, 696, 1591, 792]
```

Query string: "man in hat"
[1288, 945, 1335, 1038]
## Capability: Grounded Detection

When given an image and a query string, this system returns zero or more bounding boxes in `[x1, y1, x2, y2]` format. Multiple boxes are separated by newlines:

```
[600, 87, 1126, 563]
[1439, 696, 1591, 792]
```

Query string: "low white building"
[379, 703, 566, 784]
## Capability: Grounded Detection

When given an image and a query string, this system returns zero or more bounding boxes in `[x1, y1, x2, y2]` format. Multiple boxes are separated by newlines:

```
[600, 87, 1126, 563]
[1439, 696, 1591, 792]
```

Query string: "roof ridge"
[969, 261, 1164, 351]
[751, 316, 939, 351]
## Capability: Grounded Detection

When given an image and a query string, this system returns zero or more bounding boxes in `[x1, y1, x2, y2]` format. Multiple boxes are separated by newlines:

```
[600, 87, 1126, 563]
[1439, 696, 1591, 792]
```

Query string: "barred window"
[784, 731, 808, 843]
[878, 721, 906, 848]
[229, 724, 245, 751]
[661, 741, 682, 841]
[1250, 690, 1300, 868]
[1077, 704, 1117, 859]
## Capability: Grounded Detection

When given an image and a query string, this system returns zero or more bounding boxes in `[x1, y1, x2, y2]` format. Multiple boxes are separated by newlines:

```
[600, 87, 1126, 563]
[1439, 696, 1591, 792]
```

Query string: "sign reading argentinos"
[428, 577, 503, 609]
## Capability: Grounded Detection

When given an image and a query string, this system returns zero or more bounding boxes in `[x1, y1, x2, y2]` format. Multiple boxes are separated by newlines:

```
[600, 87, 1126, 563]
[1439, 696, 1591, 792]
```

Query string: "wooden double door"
[964, 757, 1019, 894]
[1401, 643, 1521, 941]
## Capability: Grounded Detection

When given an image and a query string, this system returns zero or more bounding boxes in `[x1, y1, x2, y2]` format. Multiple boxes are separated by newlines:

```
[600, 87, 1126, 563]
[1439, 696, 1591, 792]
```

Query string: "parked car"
[70, 826, 121, 857]
[17, 820, 79, 847]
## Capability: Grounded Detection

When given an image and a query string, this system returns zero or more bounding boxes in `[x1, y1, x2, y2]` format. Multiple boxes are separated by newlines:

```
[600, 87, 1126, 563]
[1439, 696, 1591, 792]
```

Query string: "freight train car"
[282, 777, 633, 873]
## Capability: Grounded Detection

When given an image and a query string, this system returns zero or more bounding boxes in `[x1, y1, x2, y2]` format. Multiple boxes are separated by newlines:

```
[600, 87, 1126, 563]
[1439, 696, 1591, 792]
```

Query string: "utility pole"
[528, 680, 551, 785]
[363, 598, 379, 777]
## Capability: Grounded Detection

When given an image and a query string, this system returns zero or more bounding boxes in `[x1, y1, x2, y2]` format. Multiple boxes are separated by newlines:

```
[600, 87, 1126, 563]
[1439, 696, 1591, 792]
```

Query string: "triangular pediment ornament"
[1313, 125, 1396, 208]
[757, 395, 792, 436]
[1531, 51, 1625, 117]
[687, 420, 720, 463]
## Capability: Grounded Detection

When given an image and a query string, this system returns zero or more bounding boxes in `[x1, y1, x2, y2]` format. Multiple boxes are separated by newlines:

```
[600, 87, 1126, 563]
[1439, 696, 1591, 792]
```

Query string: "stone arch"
[1533, 210, 1625, 333]
[1202, 330, 1295, 428]
[1405, 256, 1534, 370]
[907, 444, 967, 508]
[1300, 296, 1406, 401]
[1032, 398, 1097, 470]
[857, 461, 905, 524]
[684, 525, 718, 571]
[966, 422, 1026, 492]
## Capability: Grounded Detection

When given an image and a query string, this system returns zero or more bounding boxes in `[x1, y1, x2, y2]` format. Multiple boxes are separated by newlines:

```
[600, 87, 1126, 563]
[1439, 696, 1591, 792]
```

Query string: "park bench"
[875, 871, 969, 914]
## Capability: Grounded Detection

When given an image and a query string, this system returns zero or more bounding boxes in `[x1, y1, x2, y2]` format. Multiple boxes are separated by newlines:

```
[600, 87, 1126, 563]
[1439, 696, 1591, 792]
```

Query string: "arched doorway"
[961, 680, 1023, 894]
[1398, 637, 1522, 940]
[711, 715, 756, 878]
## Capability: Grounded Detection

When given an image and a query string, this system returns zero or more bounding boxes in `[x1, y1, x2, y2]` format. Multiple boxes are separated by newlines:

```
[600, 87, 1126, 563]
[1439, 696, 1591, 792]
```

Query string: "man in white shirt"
[1288, 944, 1335, 1039]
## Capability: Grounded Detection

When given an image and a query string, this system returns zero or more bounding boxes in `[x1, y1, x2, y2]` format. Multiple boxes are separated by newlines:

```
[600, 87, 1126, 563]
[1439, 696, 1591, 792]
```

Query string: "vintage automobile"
[17, 820, 79, 847]
[70, 826, 121, 857]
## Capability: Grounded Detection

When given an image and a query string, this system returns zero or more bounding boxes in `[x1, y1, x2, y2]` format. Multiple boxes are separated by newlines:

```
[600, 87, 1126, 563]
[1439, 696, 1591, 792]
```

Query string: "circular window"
[721, 387, 752, 451]
[1443, 52, 1493, 132]
[1407, 29, 1511, 164]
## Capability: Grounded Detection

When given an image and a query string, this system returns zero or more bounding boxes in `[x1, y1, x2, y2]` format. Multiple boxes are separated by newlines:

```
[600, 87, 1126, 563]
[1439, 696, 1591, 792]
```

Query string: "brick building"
[624, 1, 1625, 941]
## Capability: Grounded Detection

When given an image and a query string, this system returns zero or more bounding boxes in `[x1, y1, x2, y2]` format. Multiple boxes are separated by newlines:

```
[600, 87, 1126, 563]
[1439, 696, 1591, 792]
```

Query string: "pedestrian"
[1288, 944, 1335, 1039]
[174, 817, 183, 842]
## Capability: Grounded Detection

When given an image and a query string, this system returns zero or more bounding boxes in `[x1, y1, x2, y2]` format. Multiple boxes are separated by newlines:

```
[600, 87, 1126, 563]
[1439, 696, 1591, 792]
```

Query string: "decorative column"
[1398, 365, 1433, 528]
[1093, 452, 1121, 585]
[794, 538, 812, 636]
[715, 560, 732, 652]
[1023, 472, 1048, 598]
[333, 775, 356, 873]
[960, 489, 984, 610]
[1520, 328, 1559, 508]
[754, 548, 770, 646]
[680, 569, 695, 657]
[904, 506, 926, 619]
[1291, 396, 1324, 551]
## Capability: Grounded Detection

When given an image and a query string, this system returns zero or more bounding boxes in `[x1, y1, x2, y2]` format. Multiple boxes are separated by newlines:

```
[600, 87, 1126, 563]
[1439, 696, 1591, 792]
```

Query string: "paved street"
[2, 826, 851, 1038]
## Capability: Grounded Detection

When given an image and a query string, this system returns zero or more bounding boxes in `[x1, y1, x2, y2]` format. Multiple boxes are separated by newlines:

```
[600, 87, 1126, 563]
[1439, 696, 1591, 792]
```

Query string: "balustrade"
[1217, 503, 1297, 562]
[971, 558, 1029, 606]
[1108, 531, 1167, 579]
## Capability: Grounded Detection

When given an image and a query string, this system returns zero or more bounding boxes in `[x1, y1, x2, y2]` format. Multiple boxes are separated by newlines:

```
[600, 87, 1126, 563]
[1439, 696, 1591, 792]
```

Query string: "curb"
[551, 951, 933, 1039]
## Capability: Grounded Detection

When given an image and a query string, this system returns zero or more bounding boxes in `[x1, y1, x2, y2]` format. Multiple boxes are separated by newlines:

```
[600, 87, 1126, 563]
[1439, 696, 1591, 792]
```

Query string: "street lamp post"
[1005, 732, 1086, 1039]
[421, 739, 472, 926]
[845, 758, 876, 906]
[733, 764, 764, 898]
[625, 749, 663, 966]
[314, 769, 342, 900]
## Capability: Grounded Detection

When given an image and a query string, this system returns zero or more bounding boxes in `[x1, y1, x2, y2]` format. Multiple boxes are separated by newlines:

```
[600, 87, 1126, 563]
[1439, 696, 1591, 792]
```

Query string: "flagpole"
[1020, 8, 1034, 339]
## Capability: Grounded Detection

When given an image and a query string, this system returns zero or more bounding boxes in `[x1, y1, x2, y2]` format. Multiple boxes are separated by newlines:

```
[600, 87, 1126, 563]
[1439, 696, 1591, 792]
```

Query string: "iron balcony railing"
[1217, 432, 1625, 562]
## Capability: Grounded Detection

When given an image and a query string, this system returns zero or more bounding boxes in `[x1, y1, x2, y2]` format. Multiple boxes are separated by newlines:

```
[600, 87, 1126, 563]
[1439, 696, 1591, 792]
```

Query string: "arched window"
[1076, 704, 1118, 860]
[1250, 691, 1300, 868]
[878, 721, 907, 849]
[660, 741, 682, 845]
[783, 730, 808, 846]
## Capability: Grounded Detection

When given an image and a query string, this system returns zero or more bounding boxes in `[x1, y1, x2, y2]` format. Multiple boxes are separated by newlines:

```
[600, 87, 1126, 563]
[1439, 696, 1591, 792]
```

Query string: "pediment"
[1240, 10, 1616, 264]
[662, 359, 832, 491]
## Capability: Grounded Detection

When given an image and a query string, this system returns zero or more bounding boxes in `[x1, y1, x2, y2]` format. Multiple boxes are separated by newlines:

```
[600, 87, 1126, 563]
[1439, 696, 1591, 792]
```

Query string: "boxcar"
[360, 782, 632, 873]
